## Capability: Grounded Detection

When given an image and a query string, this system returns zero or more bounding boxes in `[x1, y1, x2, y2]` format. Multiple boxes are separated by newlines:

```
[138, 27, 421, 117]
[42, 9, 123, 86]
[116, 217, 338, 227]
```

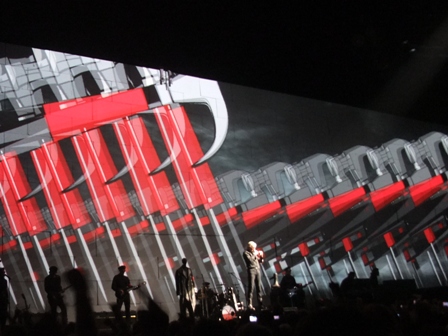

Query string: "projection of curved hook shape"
[62, 173, 87, 193]
[62, 138, 92, 193]
[106, 122, 140, 183]
[152, 75, 229, 172]
[18, 184, 43, 202]
[168, 76, 229, 166]
[136, 109, 182, 175]
[106, 165, 130, 184]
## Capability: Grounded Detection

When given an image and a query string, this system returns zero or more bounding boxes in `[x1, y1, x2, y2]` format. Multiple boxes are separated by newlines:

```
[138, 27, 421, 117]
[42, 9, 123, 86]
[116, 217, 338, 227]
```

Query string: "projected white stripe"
[72, 137, 107, 222]
[120, 222, 153, 300]
[76, 229, 108, 302]
[17, 236, 45, 310]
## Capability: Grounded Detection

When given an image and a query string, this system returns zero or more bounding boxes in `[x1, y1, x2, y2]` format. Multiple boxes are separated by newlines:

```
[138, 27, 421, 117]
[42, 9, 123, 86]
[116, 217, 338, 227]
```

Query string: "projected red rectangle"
[328, 187, 366, 217]
[82, 129, 135, 222]
[0, 164, 28, 235]
[1, 154, 47, 234]
[409, 175, 444, 207]
[125, 117, 180, 216]
[41, 141, 91, 229]
[31, 148, 71, 230]
[154, 105, 223, 210]
[44, 89, 148, 141]
[370, 181, 405, 212]
[71, 135, 115, 223]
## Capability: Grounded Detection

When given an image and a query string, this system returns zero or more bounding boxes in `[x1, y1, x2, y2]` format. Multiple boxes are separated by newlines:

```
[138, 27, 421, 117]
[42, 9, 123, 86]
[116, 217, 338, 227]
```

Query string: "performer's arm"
[256, 249, 264, 263]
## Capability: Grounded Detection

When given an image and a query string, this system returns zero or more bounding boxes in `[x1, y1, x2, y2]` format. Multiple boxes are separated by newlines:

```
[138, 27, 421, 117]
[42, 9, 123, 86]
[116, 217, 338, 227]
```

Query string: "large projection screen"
[1, 42, 448, 321]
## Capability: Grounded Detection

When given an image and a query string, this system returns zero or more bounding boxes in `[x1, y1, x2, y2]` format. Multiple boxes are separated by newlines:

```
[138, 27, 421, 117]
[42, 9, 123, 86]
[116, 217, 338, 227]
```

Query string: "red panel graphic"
[71, 135, 115, 223]
[214, 207, 238, 226]
[299, 242, 310, 257]
[44, 89, 148, 141]
[113, 121, 157, 216]
[286, 194, 325, 223]
[154, 105, 223, 210]
[82, 129, 136, 222]
[370, 181, 406, 212]
[383, 232, 395, 248]
[328, 187, 366, 217]
[0, 164, 28, 235]
[0, 154, 47, 234]
[41, 141, 91, 229]
[342, 237, 353, 252]
[424, 227, 436, 244]
[403, 249, 412, 262]
[409, 175, 444, 207]
[242, 201, 282, 229]
[31, 148, 71, 229]
[123, 117, 179, 215]
[127, 220, 149, 236]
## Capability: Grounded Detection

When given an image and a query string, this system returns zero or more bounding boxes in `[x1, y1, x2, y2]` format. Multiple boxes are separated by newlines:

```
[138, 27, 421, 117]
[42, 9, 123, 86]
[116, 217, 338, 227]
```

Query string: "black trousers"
[115, 294, 131, 320]
[246, 268, 262, 307]
[179, 296, 194, 318]
[48, 294, 67, 324]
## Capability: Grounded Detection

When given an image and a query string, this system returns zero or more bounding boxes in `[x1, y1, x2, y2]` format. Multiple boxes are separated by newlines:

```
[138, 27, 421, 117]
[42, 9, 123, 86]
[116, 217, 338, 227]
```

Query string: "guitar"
[287, 281, 313, 296]
[115, 281, 146, 299]
[60, 284, 72, 295]
[49, 285, 72, 300]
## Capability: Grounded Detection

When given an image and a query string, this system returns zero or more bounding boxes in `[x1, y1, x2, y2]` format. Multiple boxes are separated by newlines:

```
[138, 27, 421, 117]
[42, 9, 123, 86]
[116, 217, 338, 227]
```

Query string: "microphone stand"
[229, 272, 245, 311]
[200, 274, 207, 318]
[229, 272, 246, 291]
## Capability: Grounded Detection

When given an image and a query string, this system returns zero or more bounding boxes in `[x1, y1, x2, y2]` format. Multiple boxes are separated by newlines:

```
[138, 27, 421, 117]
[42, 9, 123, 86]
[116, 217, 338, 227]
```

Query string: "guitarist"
[111, 265, 134, 322]
[280, 267, 311, 309]
[44, 266, 68, 325]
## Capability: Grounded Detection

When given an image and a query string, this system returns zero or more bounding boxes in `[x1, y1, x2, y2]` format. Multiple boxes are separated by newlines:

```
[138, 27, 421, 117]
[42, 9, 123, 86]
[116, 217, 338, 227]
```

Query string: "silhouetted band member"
[280, 267, 310, 309]
[0, 268, 8, 333]
[44, 266, 68, 325]
[196, 282, 217, 318]
[340, 271, 357, 299]
[175, 258, 196, 318]
[112, 265, 133, 321]
[243, 241, 264, 310]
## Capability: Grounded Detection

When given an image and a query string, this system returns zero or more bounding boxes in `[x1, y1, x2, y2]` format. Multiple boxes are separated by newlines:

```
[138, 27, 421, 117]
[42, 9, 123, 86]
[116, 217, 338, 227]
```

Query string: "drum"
[221, 305, 236, 320]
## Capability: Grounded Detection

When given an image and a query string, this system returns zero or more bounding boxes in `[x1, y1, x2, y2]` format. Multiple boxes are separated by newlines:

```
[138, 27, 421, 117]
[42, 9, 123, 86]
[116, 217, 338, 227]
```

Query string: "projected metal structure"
[1, 43, 448, 320]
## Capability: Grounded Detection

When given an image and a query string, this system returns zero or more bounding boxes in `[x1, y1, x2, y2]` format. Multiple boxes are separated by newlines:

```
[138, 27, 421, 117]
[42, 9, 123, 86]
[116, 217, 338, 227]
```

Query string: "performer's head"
[247, 241, 257, 252]
[182, 258, 187, 266]
[284, 267, 292, 275]
[118, 265, 126, 273]
[49, 266, 58, 275]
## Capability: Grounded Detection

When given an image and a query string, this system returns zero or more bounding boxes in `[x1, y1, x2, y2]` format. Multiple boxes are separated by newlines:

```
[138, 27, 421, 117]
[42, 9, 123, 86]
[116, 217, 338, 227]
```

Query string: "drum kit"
[195, 283, 244, 320]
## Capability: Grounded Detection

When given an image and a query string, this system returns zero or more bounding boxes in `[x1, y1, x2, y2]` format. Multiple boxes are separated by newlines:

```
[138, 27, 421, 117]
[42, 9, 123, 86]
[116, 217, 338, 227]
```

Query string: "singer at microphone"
[243, 241, 264, 311]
